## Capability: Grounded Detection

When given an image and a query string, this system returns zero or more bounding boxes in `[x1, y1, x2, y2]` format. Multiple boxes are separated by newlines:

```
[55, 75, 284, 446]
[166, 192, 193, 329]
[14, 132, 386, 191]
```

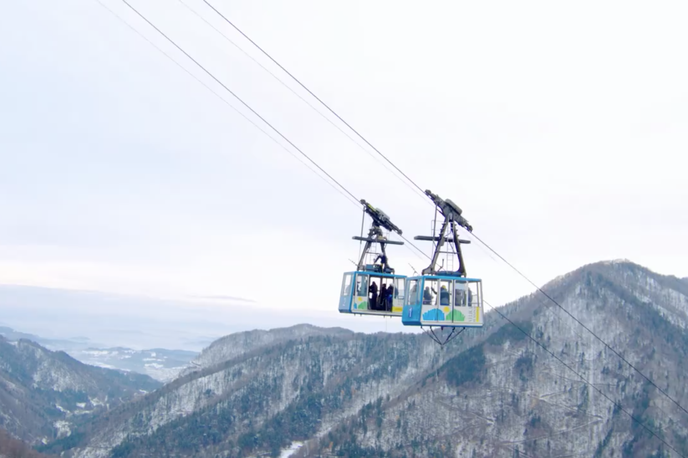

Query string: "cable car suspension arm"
[352, 199, 404, 272]
[416, 190, 473, 277]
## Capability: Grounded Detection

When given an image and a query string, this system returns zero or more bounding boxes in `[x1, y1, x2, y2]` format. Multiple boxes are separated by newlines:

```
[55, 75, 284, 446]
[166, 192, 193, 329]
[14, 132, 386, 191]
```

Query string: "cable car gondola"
[339, 199, 407, 317]
[402, 190, 484, 335]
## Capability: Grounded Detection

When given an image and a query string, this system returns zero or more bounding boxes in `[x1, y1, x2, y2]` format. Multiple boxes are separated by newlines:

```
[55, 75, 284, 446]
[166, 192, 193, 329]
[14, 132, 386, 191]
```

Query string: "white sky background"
[0, 0, 686, 341]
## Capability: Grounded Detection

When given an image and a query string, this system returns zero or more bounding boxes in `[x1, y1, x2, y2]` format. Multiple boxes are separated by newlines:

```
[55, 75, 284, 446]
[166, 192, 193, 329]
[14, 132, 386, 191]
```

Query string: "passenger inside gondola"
[379, 284, 388, 311]
[369, 281, 378, 310]
[423, 287, 432, 304]
[386, 285, 394, 311]
[440, 285, 450, 305]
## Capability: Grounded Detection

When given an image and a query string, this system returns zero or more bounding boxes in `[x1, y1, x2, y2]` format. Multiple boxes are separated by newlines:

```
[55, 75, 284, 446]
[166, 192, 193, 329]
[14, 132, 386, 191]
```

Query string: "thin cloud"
[190, 295, 257, 303]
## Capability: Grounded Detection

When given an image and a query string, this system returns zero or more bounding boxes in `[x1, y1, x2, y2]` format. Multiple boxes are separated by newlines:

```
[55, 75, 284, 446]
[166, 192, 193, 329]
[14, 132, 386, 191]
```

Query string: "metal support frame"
[423, 326, 466, 346]
[352, 199, 403, 273]
[415, 190, 473, 277]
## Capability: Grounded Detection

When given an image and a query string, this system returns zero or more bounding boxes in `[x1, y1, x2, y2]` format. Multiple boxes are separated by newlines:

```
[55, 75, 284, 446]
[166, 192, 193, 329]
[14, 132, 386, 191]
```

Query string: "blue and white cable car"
[402, 190, 484, 338]
[339, 200, 407, 317]
[403, 275, 483, 327]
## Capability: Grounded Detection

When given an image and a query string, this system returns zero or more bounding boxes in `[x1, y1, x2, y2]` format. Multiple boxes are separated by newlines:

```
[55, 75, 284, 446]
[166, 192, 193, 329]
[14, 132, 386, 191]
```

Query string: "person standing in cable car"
[379, 284, 388, 311]
[369, 281, 378, 311]
[386, 285, 394, 311]
[423, 287, 433, 305]
[440, 285, 450, 305]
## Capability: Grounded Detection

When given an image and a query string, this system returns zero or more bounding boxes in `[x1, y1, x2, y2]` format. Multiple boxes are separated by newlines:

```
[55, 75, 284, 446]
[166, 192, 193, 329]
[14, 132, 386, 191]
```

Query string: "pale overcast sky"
[1, 0, 686, 337]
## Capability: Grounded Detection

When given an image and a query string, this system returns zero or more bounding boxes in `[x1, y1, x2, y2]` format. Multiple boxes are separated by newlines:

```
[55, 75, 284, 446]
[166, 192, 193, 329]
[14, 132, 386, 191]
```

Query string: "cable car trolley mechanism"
[402, 190, 483, 344]
[339, 199, 407, 317]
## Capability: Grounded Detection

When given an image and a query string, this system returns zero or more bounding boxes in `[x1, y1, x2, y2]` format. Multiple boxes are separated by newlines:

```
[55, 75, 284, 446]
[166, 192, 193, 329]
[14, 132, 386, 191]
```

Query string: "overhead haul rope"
[95, 2, 685, 451]
[106, 0, 360, 209]
[194, 0, 688, 424]
[101, 0, 431, 258]
[198, 0, 431, 204]
[93, 0, 359, 210]
[177, 0, 429, 205]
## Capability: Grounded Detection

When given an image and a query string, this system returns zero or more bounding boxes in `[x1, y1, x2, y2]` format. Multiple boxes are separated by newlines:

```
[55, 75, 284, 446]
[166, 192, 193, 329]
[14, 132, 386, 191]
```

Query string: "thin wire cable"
[106, 0, 421, 275]
[357, 206, 365, 263]
[94, 0, 356, 208]
[195, 0, 466, 271]
[120, 0, 360, 207]
[473, 231, 688, 421]
[114, 0, 422, 282]
[179, 0, 427, 205]
[201, 0, 430, 200]
[399, 234, 431, 261]
[482, 299, 682, 457]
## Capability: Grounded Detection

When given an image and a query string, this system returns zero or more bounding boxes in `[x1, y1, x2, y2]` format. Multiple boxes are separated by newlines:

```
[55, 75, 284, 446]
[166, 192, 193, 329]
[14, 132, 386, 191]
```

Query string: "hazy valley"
[0, 327, 197, 383]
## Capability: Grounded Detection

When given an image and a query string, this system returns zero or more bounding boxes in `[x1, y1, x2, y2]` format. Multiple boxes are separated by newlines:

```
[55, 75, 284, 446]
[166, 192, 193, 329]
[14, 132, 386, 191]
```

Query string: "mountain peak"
[538, 259, 678, 294]
[598, 257, 634, 265]
[571, 258, 645, 276]
[181, 323, 354, 375]
[526, 259, 688, 340]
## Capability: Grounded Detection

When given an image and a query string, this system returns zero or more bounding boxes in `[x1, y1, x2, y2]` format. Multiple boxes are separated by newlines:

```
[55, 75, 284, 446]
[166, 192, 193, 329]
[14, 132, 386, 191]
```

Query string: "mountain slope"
[0, 428, 52, 458]
[0, 337, 161, 446]
[47, 260, 688, 457]
[310, 260, 688, 457]
[49, 324, 498, 457]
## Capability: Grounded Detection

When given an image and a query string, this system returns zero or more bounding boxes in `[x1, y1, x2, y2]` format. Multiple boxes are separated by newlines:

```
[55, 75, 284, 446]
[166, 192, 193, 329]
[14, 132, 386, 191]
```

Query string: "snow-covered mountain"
[29, 261, 688, 457]
[321, 260, 688, 457]
[179, 324, 354, 377]
[0, 337, 161, 447]
[0, 327, 197, 382]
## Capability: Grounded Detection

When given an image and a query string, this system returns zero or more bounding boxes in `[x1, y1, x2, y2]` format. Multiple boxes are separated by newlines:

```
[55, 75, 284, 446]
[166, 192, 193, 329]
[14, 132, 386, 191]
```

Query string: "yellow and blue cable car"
[402, 190, 484, 332]
[339, 200, 407, 317]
